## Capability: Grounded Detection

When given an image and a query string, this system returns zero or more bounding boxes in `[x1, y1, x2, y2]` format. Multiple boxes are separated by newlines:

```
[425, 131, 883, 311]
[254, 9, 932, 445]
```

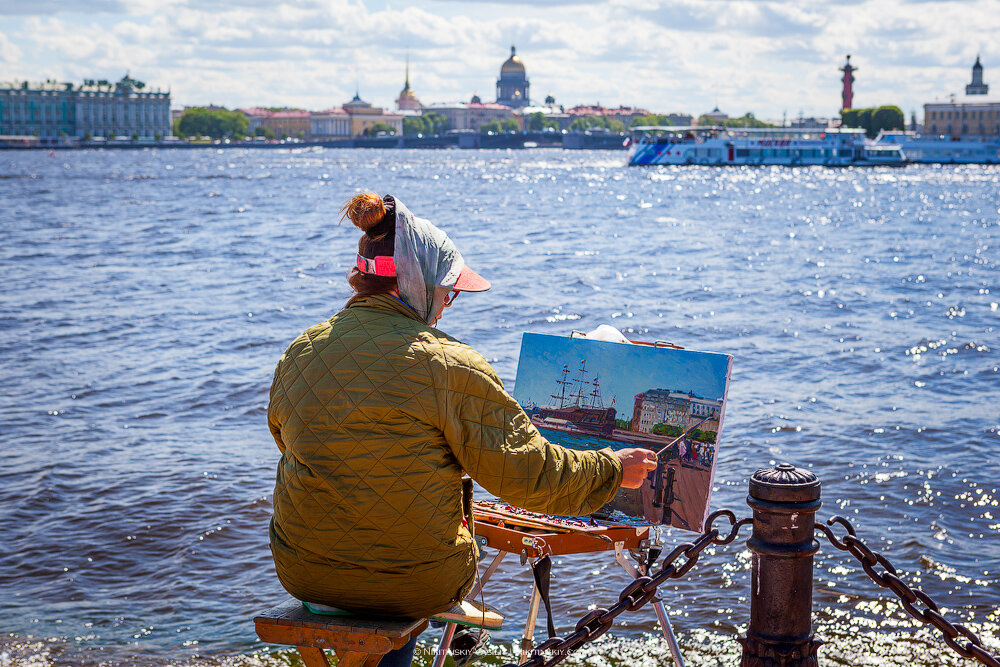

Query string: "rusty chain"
[499, 510, 752, 667]
[816, 515, 1000, 667]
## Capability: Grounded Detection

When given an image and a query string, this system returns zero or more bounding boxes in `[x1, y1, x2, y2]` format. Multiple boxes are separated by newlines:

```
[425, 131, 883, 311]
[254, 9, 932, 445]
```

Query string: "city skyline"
[0, 0, 996, 120]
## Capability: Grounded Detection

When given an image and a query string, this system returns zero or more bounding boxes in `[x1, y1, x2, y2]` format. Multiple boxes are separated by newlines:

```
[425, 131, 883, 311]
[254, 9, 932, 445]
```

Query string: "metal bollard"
[739, 463, 823, 666]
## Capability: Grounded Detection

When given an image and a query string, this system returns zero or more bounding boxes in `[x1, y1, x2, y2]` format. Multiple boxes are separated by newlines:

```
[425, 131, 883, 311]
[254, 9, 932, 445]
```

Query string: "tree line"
[175, 104, 902, 142]
[840, 106, 905, 138]
[173, 108, 250, 139]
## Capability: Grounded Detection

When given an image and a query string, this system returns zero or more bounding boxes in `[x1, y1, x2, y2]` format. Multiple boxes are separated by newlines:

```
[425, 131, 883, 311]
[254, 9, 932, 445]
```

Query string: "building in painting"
[631, 389, 722, 434]
[496, 45, 529, 108]
[0, 74, 170, 141]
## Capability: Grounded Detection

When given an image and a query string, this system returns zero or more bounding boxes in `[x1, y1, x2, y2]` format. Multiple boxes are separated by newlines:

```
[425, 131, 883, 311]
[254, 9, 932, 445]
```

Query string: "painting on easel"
[512, 332, 734, 533]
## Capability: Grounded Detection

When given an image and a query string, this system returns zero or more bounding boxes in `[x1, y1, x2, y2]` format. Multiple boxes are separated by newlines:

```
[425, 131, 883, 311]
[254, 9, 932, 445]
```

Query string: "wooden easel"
[450, 504, 686, 667]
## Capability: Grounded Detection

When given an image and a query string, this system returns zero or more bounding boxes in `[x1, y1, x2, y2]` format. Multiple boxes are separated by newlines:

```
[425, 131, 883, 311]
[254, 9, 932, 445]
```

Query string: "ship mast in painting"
[539, 358, 617, 435]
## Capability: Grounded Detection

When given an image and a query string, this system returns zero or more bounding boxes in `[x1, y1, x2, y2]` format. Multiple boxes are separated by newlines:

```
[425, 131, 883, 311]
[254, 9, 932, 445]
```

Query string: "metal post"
[739, 463, 823, 666]
[432, 622, 457, 667]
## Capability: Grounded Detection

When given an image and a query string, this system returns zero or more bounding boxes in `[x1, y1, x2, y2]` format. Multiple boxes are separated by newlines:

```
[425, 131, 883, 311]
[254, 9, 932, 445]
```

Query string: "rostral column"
[840, 55, 856, 110]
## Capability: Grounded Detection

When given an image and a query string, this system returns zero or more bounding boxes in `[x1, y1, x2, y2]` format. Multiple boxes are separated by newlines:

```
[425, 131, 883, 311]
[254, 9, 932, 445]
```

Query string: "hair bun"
[340, 192, 387, 232]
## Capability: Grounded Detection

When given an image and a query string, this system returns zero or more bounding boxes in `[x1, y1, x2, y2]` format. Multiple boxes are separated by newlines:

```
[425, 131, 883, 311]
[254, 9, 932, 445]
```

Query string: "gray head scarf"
[391, 197, 465, 325]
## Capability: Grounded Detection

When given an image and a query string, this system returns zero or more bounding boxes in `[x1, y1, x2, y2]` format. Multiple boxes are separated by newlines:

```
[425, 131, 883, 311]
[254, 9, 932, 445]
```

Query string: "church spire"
[967, 54, 988, 95]
[395, 56, 421, 111]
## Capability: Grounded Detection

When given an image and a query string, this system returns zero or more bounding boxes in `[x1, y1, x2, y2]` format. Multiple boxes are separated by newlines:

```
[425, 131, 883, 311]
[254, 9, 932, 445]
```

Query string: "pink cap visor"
[453, 265, 491, 292]
[356, 253, 491, 292]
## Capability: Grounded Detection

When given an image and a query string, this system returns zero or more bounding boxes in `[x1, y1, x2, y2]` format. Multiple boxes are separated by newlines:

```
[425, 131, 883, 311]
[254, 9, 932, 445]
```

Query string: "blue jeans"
[377, 633, 418, 667]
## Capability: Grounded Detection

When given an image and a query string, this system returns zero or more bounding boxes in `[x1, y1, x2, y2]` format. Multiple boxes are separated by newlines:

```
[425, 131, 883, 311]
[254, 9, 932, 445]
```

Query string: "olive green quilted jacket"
[267, 294, 622, 617]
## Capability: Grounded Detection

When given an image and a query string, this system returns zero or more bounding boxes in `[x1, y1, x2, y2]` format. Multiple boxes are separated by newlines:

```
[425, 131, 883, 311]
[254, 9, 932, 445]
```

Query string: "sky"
[0, 0, 995, 121]
[511, 333, 732, 411]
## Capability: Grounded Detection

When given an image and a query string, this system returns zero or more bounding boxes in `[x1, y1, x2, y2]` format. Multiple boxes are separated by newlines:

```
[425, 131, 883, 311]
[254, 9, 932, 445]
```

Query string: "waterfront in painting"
[1, 148, 998, 666]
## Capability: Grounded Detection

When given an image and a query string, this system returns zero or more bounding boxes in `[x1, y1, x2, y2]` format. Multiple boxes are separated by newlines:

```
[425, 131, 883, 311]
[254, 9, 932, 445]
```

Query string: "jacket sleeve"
[438, 350, 623, 517]
[267, 360, 287, 453]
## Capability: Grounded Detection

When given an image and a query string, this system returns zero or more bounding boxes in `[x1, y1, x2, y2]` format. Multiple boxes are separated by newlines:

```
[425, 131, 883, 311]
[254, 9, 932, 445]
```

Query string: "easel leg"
[519, 579, 542, 664]
[431, 622, 457, 667]
[651, 599, 685, 667]
[468, 550, 506, 599]
[613, 544, 685, 667]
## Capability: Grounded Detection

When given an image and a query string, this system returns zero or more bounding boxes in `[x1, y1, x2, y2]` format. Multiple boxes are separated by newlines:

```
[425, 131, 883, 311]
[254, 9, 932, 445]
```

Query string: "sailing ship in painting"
[527, 360, 617, 436]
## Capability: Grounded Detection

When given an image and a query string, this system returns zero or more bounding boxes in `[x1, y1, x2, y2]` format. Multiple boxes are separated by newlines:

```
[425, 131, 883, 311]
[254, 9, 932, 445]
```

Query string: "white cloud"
[0, 0, 995, 119]
[0, 32, 22, 63]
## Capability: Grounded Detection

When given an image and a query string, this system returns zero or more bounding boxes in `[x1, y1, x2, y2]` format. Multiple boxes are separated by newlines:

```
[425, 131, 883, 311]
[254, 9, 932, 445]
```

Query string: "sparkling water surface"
[1, 148, 998, 666]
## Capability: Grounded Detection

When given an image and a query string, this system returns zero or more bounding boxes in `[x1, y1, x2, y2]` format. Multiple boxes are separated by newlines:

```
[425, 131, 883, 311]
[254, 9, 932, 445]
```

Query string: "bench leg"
[296, 646, 332, 667]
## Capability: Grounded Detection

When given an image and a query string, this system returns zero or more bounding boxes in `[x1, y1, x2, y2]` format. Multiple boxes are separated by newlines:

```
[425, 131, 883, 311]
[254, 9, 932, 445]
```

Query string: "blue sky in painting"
[512, 333, 732, 410]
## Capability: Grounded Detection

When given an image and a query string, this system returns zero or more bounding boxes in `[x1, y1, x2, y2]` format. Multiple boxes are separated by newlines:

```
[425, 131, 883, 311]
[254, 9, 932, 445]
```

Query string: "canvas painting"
[512, 332, 734, 532]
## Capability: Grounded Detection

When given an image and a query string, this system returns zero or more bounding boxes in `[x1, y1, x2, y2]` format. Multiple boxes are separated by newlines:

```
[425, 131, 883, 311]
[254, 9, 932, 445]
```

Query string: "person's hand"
[615, 448, 658, 489]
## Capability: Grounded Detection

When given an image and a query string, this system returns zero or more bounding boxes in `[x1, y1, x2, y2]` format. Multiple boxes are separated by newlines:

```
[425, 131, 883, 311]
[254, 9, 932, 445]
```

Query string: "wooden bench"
[254, 598, 429, 667]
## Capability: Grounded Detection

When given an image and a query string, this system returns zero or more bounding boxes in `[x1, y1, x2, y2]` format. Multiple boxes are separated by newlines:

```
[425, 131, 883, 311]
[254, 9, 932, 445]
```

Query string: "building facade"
[310, 108, 350, 138]
[239, 101, 399, 140]
[260, 110, 311, 138]
[0, 74, 170, 139]
[923, 101, 1000, 139]
[425, 99, 513, 132]
[567, 105, 654, 128]
[496, 45, 529, 108]
[0, 82, 76, 139]
[342, 92, 403, 136]
[923, 58, 997, 139]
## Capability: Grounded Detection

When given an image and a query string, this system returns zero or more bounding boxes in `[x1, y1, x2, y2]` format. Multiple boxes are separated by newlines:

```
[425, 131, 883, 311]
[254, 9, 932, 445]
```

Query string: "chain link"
[499, 510, 751, 667]
[816, 515, 1000, 667]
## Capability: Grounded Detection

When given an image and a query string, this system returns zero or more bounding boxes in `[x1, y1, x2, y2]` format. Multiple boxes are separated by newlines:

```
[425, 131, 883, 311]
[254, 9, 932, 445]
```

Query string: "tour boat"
[872, 131, 1000, 164]
[628, 126, 905, 167]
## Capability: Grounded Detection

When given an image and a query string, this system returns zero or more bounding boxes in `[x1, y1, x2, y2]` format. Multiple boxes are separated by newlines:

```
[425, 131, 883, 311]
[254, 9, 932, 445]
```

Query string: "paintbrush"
[654, 416, 712, 458]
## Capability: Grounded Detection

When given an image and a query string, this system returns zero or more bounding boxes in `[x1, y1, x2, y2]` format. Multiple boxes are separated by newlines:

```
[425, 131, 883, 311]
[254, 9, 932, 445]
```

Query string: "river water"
[1, 148, 998, 666]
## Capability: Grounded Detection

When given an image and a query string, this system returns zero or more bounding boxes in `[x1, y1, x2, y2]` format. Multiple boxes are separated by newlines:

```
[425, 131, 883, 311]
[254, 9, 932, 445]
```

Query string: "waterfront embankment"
[0, 131, 627, 151]
[1, 148, 997, 666]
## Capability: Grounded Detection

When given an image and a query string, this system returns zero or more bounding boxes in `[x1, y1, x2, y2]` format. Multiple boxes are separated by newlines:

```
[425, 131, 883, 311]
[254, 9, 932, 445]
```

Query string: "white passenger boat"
[872, 131, 1000, 164]
[628, 126, 905, 167]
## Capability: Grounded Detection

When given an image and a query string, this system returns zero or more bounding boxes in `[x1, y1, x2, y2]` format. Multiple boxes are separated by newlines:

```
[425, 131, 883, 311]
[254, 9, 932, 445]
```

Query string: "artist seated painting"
[266, 192, 656, 664]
